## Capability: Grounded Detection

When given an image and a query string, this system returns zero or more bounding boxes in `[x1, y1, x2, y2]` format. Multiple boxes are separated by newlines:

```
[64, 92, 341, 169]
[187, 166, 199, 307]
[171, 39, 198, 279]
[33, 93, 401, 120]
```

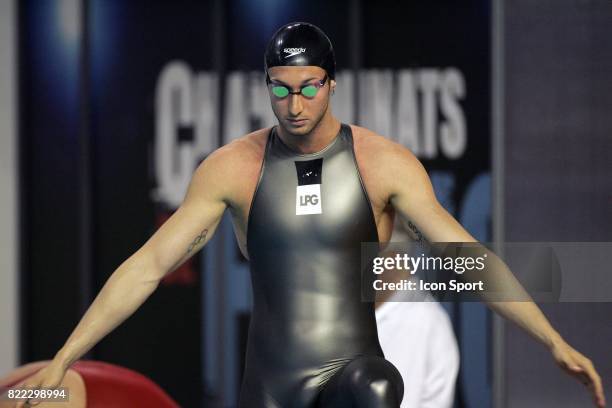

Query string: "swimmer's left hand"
[550, 338, 606, 407]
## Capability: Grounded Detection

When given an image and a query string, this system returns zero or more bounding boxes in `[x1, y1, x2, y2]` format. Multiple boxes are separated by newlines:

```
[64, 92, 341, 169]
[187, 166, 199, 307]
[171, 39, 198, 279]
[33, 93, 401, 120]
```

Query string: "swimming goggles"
[268, 75, 328, 99]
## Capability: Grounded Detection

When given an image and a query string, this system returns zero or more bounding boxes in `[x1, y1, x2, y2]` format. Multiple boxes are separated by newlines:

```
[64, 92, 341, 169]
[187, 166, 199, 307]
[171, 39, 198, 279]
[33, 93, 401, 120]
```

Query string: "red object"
[71, 360, 180, 408]
[1, 360, 180, 408]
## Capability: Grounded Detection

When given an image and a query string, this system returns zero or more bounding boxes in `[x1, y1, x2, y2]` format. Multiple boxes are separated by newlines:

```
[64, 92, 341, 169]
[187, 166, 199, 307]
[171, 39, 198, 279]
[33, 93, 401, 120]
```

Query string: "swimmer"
[17, 22, 605, 408]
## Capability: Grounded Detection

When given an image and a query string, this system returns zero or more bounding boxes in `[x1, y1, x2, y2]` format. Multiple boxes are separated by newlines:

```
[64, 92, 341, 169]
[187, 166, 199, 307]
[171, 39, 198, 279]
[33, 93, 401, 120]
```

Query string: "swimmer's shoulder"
[349, 124, 421, 169]
[198, 128, 270, 173]
[191, 128, 271, 203]
[349, 125, 433, 202]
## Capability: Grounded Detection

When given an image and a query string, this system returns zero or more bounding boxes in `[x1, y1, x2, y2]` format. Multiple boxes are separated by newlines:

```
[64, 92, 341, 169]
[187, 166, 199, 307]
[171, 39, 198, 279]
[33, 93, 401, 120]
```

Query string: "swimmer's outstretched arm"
[15, 146, 234, 407]
[381, 144, 606, 408]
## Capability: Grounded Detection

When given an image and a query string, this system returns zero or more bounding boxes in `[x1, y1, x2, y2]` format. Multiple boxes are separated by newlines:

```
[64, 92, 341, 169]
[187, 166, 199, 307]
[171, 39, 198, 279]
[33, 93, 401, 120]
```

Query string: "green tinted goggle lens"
[271, 84, 319, 98]
[301, 85, 318, 97]
[271, 86, 290, 98]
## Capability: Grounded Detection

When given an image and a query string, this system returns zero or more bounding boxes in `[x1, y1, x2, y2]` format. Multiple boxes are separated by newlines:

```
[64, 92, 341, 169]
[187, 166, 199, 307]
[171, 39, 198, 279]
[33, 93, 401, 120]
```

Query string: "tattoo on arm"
[187, 229, 209, 254]
[407, 220, 424, 244]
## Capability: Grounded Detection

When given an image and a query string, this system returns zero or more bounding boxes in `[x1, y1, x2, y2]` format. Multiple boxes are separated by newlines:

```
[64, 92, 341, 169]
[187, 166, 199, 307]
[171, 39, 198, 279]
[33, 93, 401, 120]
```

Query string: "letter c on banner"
[154, 61, 195, 208]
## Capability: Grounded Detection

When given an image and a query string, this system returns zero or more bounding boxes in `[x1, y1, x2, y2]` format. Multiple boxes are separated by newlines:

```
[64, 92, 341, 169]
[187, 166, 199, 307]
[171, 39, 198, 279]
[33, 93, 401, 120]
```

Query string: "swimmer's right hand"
[14, 361, 67, 408]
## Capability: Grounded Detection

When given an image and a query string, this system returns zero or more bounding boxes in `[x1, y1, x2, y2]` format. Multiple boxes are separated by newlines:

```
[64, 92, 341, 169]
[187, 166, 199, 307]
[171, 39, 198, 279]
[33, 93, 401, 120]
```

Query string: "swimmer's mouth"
[288, 118, 307, 126]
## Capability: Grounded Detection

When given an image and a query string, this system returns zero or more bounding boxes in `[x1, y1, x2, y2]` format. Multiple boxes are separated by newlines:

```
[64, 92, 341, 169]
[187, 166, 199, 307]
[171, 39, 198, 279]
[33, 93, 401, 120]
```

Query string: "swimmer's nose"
[288, 93, 303, 117]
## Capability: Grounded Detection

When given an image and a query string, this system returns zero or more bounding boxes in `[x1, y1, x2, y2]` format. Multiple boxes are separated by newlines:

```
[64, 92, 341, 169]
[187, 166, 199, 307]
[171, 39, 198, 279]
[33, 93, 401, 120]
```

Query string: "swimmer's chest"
[247, 128, 378, 250]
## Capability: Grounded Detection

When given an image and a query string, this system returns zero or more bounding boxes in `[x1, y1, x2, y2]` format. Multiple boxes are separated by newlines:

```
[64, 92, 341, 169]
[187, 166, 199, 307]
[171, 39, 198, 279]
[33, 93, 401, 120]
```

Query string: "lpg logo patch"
[295, 158, 323, 215]
[296, 184, 322, 215]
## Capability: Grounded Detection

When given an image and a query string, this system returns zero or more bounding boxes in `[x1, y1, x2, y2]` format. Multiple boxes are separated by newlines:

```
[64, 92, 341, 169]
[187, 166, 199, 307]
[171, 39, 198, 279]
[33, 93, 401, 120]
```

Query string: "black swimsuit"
[243, 124, 404, 407]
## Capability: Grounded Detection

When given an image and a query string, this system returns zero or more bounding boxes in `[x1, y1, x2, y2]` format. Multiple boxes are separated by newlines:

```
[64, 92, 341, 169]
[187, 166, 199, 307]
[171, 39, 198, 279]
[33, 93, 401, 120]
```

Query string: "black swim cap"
[264, 22, 336, 80]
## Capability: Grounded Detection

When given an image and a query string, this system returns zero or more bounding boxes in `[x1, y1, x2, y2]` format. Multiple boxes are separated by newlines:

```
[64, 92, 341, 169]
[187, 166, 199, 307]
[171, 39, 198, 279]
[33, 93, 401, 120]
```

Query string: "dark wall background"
[19, 0, 82, 367]
[503, 1, 612, 407]
[19, 1, 214, 406]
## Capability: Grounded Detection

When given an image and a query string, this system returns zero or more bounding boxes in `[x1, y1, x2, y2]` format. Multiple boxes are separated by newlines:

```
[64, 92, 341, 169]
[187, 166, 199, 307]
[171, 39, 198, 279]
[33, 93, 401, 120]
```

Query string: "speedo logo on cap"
[284, 47, 306, 58]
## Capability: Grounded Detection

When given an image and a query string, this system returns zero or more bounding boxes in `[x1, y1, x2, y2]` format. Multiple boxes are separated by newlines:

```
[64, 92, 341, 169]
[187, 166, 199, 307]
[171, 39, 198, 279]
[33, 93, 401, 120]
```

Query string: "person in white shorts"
[375, 218, 460, 408]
